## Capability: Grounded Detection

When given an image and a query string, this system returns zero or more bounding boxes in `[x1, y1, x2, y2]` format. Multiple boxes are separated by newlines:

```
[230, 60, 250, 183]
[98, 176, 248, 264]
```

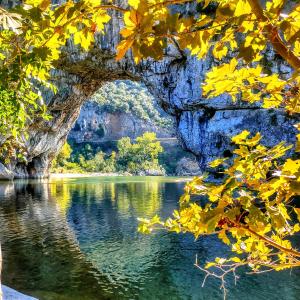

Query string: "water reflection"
[0, 177, 300, 300]
[0, 180, 115, 300]
[50, 178, 163, 217]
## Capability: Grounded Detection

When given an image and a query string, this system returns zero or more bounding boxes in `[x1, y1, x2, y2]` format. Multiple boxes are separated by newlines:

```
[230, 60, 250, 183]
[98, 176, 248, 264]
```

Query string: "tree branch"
[247, 0, 300, 70]
[244, 226, 300, 257]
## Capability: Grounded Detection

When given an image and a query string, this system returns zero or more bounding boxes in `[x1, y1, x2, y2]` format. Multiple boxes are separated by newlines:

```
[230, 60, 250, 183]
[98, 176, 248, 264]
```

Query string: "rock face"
[178, 108, 298, 169]
[68, 101, 173, 144]
[175, 157, 202, 177]
[0, 1, 299, 178]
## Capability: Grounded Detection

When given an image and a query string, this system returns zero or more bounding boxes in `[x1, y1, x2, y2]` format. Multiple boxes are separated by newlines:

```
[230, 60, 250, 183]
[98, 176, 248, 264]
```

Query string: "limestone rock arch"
[0, 3, 298, 178]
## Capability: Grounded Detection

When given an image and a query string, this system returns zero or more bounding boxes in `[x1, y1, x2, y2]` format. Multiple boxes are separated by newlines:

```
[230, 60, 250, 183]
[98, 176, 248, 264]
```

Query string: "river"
[0, 177, 300, 300]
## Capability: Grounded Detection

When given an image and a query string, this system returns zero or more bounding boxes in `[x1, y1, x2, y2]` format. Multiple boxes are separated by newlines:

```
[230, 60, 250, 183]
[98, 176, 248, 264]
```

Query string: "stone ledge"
[2, 285, 38, 300]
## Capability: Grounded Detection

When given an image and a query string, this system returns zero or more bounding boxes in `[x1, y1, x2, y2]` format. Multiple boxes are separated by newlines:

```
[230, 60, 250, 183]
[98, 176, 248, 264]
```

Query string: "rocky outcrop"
[175, 157, 202, 176]
[0, 1, 299, 178]
[178, 108, 298, 169]
[0, 164, 14, 180]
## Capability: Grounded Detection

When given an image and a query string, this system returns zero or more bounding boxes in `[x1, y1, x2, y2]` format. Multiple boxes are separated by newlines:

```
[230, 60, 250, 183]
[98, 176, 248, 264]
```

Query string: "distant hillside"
[68, 80, 174, 144]
[91, 80, 172, 129]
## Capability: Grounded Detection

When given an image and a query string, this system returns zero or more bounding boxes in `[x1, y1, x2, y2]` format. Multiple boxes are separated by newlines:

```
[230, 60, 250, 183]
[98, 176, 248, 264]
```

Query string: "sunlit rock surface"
[69, 101, 173, 143]
[0, 1, 299, 178]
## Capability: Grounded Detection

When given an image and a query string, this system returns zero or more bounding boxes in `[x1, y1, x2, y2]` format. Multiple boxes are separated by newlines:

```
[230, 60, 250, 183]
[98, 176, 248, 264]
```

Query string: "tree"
[52, 142, 72, 168]
[83, 150, 117, 173]
[91, 80, 172, 128]
[51, 141, 74, 172]
[117, 132, 164, 174]
[104, 151, 117, 173]
[0, 0, 113, 140]
[84, 151, 106, 172]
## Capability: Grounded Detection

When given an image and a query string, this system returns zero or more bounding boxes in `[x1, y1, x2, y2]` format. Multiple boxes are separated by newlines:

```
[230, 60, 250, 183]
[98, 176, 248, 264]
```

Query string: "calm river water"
[1, 176, 300, 300]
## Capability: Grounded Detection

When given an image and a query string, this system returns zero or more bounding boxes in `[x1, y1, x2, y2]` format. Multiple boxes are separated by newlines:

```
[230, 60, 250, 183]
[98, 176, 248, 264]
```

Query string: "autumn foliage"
[0, 0, 300, 295]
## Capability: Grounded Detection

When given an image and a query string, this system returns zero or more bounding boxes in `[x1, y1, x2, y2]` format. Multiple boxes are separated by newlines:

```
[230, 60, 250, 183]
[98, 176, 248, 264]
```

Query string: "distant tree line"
[51, 132, 165, 175]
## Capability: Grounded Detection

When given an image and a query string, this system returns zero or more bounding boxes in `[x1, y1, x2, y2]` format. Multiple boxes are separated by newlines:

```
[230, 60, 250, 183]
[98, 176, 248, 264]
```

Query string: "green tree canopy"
[52, 142, 72, 169]
[117, 132, 164, 174]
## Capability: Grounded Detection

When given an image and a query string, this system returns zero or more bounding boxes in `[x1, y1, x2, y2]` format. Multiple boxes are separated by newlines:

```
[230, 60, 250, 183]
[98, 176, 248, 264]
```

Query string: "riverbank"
[50, 170, 194, 178]
[50, 173, 194, 181]
[50, 172, 123, 178]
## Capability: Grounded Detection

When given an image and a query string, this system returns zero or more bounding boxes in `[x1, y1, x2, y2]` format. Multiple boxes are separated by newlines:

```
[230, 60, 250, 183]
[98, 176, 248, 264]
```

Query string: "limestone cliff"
[68, 80, 175, 144]
[0, 1, 299, 178]
[69, 102, 170, 143]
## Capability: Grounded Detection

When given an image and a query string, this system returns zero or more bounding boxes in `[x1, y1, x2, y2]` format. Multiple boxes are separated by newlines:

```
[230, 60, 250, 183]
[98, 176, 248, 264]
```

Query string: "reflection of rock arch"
[0, 181, 115, 299]
[0, 1, 298, 178]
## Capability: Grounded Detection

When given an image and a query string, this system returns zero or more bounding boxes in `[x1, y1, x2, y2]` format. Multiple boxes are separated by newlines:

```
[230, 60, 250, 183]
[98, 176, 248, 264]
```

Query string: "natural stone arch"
[1, 3, 298, 178]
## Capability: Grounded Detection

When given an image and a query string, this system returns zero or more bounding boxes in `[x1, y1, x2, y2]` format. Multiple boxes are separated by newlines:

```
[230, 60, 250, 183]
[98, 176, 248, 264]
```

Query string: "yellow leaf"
[205, 262, 216, 269]
[203, 0, 212, 9]
[296, 134, 300, 152]
[266, 0, 285, 14]
[209, 158, 228, 168]
[282, 159, 300, 175]
[235, 0, 252, 17]
[218, 229, 230, 245]
[124, 10, 141, 28]
[231, 257, 241, 263]
[116, 38, 134, 61]
[212, 44, 228, 60]
[128, 0, 140, 9]
[231, 131, 250, 144]
[215, 257, 226, 264]
[294, 208, 300, 222]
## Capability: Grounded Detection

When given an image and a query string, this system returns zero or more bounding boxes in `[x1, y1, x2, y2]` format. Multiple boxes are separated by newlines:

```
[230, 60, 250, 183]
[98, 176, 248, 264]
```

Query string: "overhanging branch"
[248, 0, 300, 70]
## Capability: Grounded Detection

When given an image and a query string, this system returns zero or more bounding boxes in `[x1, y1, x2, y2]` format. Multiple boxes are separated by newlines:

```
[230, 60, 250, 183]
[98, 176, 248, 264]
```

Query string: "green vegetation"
[52, 142, 72, 167]
[80, 151, 117, 173]
[92, 80, 172, 128]
[52, 132, 164, 175]
[51, 142, 84, 173]
[66, 139, 190, 175]
[117, 132, 164, 174]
